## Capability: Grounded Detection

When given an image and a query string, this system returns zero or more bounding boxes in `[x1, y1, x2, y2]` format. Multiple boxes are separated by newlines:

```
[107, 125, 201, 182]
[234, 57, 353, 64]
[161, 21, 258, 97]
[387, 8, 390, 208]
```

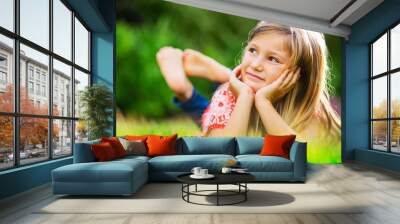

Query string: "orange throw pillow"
[260, 134, 296, 159]
[91, 142, 117, 161]
[146, 134, 177, 157]
[101, 137, 126, 158]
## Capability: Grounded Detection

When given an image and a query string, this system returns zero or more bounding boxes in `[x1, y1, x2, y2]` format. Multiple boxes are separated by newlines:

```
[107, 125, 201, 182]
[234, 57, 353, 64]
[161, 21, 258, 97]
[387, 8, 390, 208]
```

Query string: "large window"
[0, 0, 91, 171]
[0, 0, 14, 32]
[371, 23, 400, 153]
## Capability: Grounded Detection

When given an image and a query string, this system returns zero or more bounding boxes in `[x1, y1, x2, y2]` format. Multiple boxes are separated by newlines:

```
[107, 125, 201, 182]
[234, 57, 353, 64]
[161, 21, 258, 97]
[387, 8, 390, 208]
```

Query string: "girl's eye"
[248, 47, 257, 54]
[269, 56, 280, 63]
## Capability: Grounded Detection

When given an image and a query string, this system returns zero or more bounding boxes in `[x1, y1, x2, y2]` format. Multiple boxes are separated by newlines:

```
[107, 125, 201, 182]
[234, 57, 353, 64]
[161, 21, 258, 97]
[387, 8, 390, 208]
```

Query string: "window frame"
[370, 20, 400, 154]
[0, 0, 92, 171]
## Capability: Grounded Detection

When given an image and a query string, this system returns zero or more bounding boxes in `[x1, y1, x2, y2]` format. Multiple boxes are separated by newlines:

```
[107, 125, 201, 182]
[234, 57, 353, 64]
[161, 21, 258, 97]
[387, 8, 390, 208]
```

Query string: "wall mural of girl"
[117, 2, 342, 163]
[156, 22, 341, 163]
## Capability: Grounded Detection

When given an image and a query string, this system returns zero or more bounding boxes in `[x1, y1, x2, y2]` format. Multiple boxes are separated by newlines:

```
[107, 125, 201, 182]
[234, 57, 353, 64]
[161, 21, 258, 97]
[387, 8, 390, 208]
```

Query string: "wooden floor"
[1, 162, 400, 224]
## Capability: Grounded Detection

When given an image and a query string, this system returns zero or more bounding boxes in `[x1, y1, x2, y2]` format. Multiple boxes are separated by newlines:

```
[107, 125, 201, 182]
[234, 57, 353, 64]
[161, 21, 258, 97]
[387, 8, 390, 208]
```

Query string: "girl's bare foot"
[156, 47, 193, 101]
[183, 49, 232, 83]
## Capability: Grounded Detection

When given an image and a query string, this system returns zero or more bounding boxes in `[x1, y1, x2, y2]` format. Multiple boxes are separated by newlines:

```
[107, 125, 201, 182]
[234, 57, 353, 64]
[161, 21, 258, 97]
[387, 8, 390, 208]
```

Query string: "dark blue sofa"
[52, 137, 307, 196]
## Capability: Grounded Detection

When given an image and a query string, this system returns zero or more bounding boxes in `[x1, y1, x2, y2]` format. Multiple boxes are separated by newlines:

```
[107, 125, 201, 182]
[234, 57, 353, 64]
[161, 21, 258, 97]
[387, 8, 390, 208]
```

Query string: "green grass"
[116, 113, 201, 136]
[307, 141, 342, 164]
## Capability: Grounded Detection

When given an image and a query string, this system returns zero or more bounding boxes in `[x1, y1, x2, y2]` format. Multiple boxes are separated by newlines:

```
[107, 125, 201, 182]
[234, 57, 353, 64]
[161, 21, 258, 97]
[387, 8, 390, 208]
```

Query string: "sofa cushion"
[119, 138, 148, 156]
[101, 137, 127, 158]
[236, 137, 264, 155]
[148, 154, 235, 172]
[260, 134, 296, 159]
[124, 135, 152, 150]
[236, 155, 293, 172]
[52, 159, 147, 183]
[91, 142, 118, 161]
[147, 134, 177, 157]
[115, 155, 150, 163]
[73, 139, 100, 163]
[179, 137, 235, 155]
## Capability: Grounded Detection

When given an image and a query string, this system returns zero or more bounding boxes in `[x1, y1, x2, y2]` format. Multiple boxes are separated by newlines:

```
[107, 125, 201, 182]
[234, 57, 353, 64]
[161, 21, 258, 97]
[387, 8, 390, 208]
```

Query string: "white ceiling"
[228, 0, 353, 22]
[165, 0, 384, 38]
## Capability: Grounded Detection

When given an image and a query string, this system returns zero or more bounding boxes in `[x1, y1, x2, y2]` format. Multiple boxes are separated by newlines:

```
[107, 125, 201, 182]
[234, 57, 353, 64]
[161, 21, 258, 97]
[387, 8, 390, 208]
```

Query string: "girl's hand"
[255, 67, 301, 103]
[229, 64, 254, 98]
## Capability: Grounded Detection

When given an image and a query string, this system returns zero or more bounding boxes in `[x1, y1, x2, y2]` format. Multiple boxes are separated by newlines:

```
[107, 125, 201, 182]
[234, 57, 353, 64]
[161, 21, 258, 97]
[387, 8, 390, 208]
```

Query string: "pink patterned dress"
[201, 83, 236, 135]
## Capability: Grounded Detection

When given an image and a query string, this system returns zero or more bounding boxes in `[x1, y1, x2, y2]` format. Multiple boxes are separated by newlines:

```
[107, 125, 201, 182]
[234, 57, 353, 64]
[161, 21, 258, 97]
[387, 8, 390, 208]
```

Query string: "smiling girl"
[156, 22, 341, 158]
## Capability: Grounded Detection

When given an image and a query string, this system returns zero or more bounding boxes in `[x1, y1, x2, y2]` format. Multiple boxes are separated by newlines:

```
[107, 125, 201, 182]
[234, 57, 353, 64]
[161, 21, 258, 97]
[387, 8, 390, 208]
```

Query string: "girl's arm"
[206, 74, 254, 137]
[255, 68, 300, 135]
[207, 91, 254, 137]
[255, 98, 296, 135]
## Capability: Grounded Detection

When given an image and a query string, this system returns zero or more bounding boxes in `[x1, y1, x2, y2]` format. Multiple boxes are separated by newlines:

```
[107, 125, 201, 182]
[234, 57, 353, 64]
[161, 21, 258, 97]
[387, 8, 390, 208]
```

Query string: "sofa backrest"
[235, 137, 264, 155]
[177, 137, 236, 155]
[73, 136, 302, 162]
[73, 139, 100, 163]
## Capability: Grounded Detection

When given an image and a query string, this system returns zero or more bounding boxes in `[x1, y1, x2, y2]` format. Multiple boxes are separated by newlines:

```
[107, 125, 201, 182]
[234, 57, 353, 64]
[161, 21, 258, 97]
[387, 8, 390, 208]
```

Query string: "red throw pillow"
[260, 134, 296, 159]
[91, 142, 117, 161]
[101, 137, 126, 158]
[146, 134, 177, 157]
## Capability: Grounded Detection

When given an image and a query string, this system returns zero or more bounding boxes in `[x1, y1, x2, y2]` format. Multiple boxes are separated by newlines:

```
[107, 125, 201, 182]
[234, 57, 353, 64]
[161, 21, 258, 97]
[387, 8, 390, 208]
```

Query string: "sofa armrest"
[289, 141, 307, 181]
[73, 140, 100, 163]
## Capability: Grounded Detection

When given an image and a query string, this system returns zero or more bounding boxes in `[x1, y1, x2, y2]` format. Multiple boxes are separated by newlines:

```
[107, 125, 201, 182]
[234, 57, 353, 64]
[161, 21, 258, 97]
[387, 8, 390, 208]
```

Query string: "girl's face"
[241, 32, 292, 91]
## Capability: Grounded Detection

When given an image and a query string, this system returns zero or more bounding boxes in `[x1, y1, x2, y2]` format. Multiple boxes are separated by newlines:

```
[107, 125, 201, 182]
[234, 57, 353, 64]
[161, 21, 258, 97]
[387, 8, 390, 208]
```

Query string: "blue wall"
[344, 0, 400, 171]
[0, 0, 115, 200]
[91, 0, 116, 135]
[70, 0, 116, 134]
[0, 158, 72, 199]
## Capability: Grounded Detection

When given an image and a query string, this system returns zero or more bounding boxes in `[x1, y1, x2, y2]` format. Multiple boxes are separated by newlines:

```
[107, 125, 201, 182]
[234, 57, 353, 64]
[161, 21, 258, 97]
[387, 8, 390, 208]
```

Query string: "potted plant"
[79, 84, 113, 140]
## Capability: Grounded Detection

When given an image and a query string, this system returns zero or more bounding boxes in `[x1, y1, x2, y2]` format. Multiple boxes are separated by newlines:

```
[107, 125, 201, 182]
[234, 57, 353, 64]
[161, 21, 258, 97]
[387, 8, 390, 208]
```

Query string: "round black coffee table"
[177, 173, 255, 206]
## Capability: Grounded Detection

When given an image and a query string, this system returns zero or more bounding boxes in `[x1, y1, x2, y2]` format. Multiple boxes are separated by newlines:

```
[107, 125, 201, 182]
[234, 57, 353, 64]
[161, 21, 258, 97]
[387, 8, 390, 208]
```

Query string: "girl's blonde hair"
[246, 21, 341, 140]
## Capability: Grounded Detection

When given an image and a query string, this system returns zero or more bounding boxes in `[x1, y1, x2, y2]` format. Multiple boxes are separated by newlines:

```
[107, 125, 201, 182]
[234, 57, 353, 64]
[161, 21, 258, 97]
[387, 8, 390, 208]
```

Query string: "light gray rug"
[37, 183, 362, 214]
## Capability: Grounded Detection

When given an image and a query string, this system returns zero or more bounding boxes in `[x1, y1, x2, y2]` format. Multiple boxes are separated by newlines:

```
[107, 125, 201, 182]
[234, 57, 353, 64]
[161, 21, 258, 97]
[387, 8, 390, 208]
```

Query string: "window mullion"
[388, 30, 391, 152]
[370, 45, 373, 149]
[71, 10, 76, 155]
[13, 0, 20, 167]
[48, 0, 53, 160]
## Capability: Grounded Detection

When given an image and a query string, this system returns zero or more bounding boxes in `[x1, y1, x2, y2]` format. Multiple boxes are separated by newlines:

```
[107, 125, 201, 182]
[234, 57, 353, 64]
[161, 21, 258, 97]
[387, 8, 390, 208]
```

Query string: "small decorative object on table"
[221, 159, 242, 173]
[222, 167, 248, 174]
[225, 159, 238, 168]
[221, 167, 232, 173]
[231, 168, 249, 173]
[190, 167, 214, 179]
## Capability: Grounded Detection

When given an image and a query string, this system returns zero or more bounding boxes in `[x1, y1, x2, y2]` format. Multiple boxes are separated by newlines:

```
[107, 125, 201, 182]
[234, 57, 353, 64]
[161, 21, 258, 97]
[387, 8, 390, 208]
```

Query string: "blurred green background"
[117, 0, 254, 119]
[116, 0, 341, 119]
[116, 0, 342, 163]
